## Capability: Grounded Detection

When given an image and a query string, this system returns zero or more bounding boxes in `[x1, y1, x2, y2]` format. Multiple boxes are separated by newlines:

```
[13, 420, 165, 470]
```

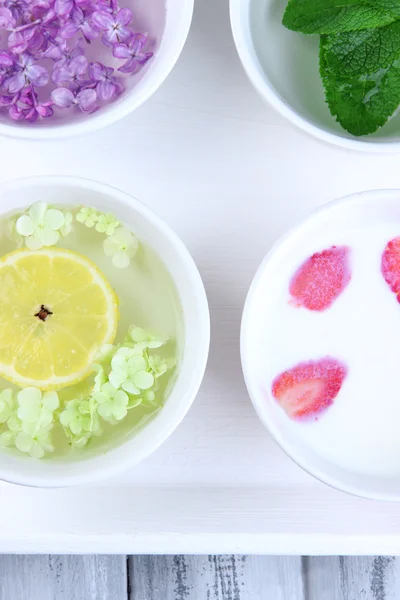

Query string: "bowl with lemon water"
[0, 176, 209, 487]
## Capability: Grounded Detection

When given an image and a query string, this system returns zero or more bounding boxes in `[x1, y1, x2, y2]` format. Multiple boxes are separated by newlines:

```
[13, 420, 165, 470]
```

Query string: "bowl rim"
[241, 188, 400, 502]
[0, 0, 195, 140]
[229, 0, 400, 154]
[0, 175, 210, 487]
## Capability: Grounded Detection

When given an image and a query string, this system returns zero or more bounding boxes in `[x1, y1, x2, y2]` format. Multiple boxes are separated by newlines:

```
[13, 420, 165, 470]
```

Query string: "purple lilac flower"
[29, 0, 54, 18]
[35, 99, 53, 117]
[8, 30, 28, 53]
[0, 51, 14, 84]
[0, 93, 13, 106]
[8, 20, 42, 54]
[30, 85, 53, 117]
[24, 29, 46, 53]
[54, 0, 73, 17]
[57, 38, 84, 66]
[52, 54, 87, 88]
[9, 92, 37, 121]
[7, 85, 53, 121]
[60, 6, 98, 42]
[42, 37, 82, 65]
[5, 52, 48, 94]
[90, 0, 114, 12]
[2, 0, 29, 21]
[113, 34, 153, 74]
[91, 7, 132, 48]
[0, 7, 15, 29]
[0, 0, 153, 123]
[51, 86, 97, 112]
[88, 61, 122, 100]
[42, 37, 65, 60]
[26, 25, 54, 54]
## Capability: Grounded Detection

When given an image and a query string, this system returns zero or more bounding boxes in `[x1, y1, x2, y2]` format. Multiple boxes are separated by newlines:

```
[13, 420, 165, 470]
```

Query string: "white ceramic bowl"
[0, 1, 194, 140]
[230, 0, 400, 152]
[0, 176, 210, 487]
[241, 190, 400, 501]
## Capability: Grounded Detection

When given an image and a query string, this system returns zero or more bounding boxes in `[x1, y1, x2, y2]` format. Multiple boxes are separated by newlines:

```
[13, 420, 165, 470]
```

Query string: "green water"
[0, 205, 183, 461]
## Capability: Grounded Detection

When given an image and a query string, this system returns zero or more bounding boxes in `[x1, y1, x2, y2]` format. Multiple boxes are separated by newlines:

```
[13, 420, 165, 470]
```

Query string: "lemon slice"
[0, 248, 118, 390]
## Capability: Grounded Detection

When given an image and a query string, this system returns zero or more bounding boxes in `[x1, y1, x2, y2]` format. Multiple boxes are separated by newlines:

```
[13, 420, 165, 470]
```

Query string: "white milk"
[263, 223, 400, 477]
[229, 186, 400, 488]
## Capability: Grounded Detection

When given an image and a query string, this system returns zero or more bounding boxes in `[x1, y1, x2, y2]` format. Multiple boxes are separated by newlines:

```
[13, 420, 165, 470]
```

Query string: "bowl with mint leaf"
[230, 0, 400, 150]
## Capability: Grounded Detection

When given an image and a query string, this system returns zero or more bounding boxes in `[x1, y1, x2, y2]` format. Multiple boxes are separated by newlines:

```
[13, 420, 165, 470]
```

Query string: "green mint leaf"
[321, 42, 400, 135]
[364, 0, 400, 19]
[323, 21, 400, 77]
[282, 0, 396, 35]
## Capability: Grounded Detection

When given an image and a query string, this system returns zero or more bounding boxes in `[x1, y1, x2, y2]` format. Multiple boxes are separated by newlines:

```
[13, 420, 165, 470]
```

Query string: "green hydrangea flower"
[103, 227, 138, 269]
[0, 430, 15, 448]
[93, 382, 129, 423]
[17, 388, 59, 426]
[16, 202, 67, 250]
[60, 399, 91, 435]
[15, 422, 54, 459]
[93, 366, 107, 392]
[109, 347, 154, 395]
[60, 397, 102, 447]
[127, 326, 164, 350]
[0, 388, 61, 458]
[95, 213, 119, 236]
[60, 398, 97, 435]
[94, 344, 116, 367]
[142, 390, 156, 403]
[0, 389, 14, 424]
[0, 325, 172, 458]
[76, 206, 99, 228]
[148, 355, 168, 378]
[60, 211, 73, 237]
[128, 396, 143, 409]
[7, 413, 22, 433]
[4, 411, 55, 459]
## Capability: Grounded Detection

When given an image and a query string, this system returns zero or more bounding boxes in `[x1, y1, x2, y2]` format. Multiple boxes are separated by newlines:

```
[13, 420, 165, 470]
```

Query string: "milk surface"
[263, 223, 400, 477]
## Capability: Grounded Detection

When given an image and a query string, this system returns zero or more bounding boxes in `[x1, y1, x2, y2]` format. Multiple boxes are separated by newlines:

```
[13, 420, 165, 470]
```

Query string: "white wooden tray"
[1, 0, 400, 555]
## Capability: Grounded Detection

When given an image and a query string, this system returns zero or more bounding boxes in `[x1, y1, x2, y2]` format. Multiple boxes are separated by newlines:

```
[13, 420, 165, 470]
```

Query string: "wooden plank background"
[0, 555, 398, 599]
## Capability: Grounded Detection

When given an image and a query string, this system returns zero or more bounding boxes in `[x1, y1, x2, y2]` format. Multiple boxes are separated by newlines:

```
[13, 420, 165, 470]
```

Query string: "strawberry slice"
[382, 237, 400, 301]
[289, 246, 351, 311]
[272, 358, 347, 420]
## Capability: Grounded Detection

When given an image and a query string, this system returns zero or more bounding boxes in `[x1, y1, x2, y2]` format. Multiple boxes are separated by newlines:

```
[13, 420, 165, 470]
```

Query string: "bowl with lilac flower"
[0, 0, 194, 138]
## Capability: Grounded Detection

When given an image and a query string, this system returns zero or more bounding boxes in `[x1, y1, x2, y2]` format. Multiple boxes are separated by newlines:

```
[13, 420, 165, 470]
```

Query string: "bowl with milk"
[242, 190, 400, 500]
